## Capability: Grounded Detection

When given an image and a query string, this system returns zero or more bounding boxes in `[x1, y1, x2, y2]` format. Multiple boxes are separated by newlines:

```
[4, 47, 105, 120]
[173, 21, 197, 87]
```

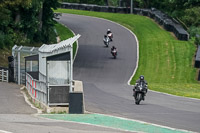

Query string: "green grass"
[55, 8, 200, 99]
[55, 23, 77, 58]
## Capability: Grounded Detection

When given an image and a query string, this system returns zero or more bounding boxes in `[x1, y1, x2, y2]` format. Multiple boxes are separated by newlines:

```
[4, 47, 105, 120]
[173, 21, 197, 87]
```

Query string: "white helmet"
[107, 29, 111, 32]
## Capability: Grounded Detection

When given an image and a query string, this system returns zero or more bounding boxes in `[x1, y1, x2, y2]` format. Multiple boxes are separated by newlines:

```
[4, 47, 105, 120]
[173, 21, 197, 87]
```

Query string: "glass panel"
[32, 61, 38, 71]
[48, 61, 70, 85]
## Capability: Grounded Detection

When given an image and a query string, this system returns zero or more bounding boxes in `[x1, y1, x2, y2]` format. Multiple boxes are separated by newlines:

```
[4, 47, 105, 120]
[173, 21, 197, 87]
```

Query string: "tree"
[0, 0, 61, 49]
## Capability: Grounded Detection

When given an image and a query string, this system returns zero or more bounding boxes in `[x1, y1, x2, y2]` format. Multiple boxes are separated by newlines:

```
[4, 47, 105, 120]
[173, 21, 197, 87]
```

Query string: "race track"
[58, 13, 200, 132]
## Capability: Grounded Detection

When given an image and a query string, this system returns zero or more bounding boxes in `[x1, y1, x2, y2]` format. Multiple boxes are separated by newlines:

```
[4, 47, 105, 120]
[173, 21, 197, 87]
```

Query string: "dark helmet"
[112, 46, 116, 49]
[139, 75, 144, 80]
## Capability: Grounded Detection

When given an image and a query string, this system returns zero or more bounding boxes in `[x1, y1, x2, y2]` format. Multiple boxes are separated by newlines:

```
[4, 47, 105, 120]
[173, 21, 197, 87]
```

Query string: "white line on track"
[0, 130, 13, 133]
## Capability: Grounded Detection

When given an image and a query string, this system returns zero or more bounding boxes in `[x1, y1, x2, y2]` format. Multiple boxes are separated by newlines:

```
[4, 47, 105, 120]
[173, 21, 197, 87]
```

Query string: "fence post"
[2, 69, 3, 82]
[0, 70, 1, 81]
[130, 0, 133, 14]
[6, 70, 8, 82]
[18, 51, 20, 84]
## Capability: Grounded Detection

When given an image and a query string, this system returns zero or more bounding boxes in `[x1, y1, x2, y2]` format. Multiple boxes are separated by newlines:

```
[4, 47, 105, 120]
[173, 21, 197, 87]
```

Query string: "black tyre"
[107, 42, 109, 47]
[135, 93, 142, 105]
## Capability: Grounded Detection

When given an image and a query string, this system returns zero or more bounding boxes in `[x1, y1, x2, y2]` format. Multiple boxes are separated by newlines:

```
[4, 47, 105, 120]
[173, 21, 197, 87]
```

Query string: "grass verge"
[55, 23, 77, 58]
[55, 8, 200, 99]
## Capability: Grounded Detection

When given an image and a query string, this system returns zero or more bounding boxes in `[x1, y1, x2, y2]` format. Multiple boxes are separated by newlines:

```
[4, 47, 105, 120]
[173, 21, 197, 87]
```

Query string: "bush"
[181, 7, 200, 27]
[188, 26, 200, 45]
[41, 26, 57, 44]
[4, 34, 14, 48]
[0, 32, 4, 49]
[0, 32, 15, 49]
[13, 32, 30, 46]
[195, 34, 200, 45]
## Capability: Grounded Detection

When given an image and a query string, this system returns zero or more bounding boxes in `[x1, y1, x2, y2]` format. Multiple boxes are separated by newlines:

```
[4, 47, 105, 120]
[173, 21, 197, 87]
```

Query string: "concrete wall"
[69, 80, 85, 114]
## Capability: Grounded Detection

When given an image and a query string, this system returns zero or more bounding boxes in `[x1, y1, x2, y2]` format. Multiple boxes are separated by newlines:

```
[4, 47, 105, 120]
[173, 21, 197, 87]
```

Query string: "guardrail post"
[130, 0, 133, 14]
[6, 70, 8, 82]
[2, 69, 3, 82]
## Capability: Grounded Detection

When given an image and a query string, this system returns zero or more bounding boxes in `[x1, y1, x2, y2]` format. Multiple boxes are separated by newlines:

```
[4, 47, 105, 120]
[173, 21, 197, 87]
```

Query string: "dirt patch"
[0, 48, 12, 67]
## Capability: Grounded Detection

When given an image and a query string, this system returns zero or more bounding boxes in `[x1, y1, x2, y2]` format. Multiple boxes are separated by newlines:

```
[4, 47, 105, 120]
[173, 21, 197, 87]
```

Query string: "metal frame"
[13, 34, 81, 106]
[46, 52, 72, 106]
[12, 45, 39, 85]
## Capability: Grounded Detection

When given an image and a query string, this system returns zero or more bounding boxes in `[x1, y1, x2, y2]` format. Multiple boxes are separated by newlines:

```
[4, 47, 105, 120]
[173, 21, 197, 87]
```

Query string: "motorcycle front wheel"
[135, 93, 142, 105]
[106, 42, 109, 47]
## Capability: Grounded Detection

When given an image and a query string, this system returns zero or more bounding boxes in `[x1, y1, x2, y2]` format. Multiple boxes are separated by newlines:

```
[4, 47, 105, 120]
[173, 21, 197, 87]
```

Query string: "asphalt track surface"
[0, 82, 131, 133]
[58, 13, 200, 132]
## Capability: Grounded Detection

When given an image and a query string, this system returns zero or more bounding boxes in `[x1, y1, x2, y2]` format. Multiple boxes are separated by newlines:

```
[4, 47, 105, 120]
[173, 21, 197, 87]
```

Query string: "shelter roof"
[39, 34, 81, 53]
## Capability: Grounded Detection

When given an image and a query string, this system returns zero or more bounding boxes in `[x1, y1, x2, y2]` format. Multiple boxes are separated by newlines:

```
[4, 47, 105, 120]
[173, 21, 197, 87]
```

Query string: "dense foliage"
[0, 0, 60, 49]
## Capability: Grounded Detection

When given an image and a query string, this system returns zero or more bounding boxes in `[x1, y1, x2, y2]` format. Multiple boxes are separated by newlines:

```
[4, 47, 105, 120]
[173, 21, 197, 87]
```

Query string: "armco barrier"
[198, 70, 200, 81]
[195, 45, 200, 68]
[61, 3, 189, 41]
[134, 8, 189, 41]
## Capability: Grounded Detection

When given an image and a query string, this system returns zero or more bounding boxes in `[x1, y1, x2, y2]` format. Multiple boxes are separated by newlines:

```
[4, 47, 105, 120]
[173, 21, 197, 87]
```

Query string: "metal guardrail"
[0, 69, 8, 82]
[26, 73, 47, 104]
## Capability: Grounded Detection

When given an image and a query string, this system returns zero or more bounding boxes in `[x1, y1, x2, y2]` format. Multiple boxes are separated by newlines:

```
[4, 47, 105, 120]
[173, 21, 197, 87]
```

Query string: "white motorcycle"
[103, 33, 113, 47]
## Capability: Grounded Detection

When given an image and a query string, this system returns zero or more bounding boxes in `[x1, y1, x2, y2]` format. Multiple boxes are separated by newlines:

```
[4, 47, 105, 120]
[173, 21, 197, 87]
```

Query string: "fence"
[26, 72, 73, 106]
[12, 45, 39, 85]
[0, 69, 9, 82]
[26, 72, 47, 105]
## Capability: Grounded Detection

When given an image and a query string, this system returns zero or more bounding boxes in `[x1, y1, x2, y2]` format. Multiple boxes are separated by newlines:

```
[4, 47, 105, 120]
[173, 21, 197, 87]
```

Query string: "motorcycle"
[111, 49, 117, 59]
[103, 35, 110, 47]
[103, 33, 113, 47]
[133, 82, 147, 105]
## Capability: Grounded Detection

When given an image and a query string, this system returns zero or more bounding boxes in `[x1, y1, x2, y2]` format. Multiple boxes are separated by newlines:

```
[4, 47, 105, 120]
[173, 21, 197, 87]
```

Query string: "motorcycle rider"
[111, 46, 117, 53]
[133, 75, 148, 100]
[107, 29, 113, 41]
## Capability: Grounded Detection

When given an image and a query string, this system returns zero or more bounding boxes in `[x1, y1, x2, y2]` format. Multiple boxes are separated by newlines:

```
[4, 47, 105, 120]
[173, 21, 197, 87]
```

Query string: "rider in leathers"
[107, 29, 113, 41]
[133, 75, 148, 100]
